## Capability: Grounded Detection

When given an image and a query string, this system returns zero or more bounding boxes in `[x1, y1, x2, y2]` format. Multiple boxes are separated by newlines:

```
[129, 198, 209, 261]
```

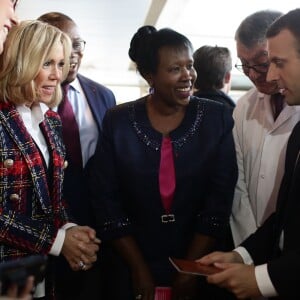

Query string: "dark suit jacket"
[63, 74, 116, 226]
[241, 120, 300, 299]
[0, 102, 70, 261]
[194, 90, 236, 110]
[77, 74, 116, 132]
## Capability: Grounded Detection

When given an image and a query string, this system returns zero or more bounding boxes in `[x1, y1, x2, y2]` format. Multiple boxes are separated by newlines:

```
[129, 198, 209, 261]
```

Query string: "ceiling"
[16, 0, 300, 100]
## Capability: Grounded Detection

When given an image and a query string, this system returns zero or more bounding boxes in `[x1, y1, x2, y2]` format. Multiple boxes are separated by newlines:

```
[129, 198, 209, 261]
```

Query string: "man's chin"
[284, 95, 300, 106]
[256, 83, 278, 95]
[66, 72, 77, 83]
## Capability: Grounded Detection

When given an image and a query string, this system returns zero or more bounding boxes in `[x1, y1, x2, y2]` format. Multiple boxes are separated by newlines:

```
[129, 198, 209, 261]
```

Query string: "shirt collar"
[69, 77, 81, 93]
[17, 102, 49, 124]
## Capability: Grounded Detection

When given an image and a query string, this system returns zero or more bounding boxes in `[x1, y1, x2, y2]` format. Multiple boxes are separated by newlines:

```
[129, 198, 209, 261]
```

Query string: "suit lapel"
[268, 104, 300, 133]
[276, 121, 300, 231]
[77, 74, 103, 129]
[286, 121, 300, 178]
[40, 110, 65, 209]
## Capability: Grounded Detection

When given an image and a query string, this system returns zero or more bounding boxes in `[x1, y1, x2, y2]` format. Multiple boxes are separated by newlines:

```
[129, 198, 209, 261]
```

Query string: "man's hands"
[61, 226, 100, 271]
[197, 251, 261, 299]
[206, 262, 260, 299]
[197, 251, 243, 265]
[131, 264, 155, 300]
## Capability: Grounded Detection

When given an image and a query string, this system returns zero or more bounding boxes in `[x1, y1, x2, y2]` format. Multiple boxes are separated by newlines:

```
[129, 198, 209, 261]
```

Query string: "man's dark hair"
[38, 12, 75, 27]
[267, 8, 300, 56]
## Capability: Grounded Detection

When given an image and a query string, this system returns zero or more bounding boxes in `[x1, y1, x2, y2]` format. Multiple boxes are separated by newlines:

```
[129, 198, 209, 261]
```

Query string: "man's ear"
[224, 71, 231, 84]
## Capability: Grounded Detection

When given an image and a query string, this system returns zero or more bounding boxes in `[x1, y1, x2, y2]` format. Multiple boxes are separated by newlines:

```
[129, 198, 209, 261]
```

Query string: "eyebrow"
[239, 50, 268, 64]
[269, 56, 286, 63]
[251, 50, 268, 61]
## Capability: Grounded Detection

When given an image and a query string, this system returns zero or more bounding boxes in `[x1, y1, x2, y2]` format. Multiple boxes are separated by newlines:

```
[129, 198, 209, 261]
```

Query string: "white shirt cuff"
[49, 223, 77, 256]
[33, 280, 45, 298]
[234, 246, 253, 265]
[255, 264, 278, 297]
[62, 222, 77, 230]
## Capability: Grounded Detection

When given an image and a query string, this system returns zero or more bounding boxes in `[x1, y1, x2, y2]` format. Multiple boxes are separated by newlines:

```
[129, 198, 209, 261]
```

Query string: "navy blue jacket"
[87, 96, 237, 284]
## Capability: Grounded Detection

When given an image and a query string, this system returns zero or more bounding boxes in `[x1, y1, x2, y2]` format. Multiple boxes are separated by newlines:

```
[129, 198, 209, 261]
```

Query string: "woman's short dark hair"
[129, 25, 193, 76]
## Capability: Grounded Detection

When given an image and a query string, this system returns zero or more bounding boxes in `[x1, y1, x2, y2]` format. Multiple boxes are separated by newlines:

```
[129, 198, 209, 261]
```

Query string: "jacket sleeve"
[195, 103, 238, 239]
[0, 209, 60, 254]
[85, 108, 132, 240]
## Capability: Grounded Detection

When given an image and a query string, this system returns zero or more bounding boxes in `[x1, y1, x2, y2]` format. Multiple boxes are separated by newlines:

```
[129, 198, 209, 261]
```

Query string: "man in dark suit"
[38, 12, 116, 300]
[197, 8, 300, 300]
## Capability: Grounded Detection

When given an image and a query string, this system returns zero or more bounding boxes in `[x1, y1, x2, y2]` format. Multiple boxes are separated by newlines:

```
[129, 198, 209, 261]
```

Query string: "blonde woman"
[0, 20, 99, 299]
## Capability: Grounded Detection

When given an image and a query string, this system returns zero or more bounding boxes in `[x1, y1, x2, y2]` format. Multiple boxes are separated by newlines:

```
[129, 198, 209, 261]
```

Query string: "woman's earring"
[149, 87, 154, 94]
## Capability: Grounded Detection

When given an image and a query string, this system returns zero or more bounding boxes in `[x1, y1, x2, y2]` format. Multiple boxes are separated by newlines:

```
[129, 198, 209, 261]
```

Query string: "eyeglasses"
[11, 0, 18, 8]
[72, 39, 86, 52]
[235, 62, 269, 75]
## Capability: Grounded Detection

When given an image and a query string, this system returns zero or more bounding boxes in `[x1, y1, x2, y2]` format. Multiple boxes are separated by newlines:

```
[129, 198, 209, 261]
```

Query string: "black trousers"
[54, 257, 103, 300]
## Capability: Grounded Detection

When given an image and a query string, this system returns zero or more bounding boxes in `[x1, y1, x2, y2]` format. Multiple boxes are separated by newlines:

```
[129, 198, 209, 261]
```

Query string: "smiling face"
[267, 29, 300, 106]
[57, 20, 83, 83]
[0, 0, 18, 54]
[148, 46, 196, 109]
[35, 42, 65, 105]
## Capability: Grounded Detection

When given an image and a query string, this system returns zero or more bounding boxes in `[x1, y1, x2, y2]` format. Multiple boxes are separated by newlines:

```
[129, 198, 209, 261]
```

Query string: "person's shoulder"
[236, 87, 261, 104]
[106, 97, 144, 115]
[218, 91, 236, 108]
[192, 95, 223, 107]
[77, 73, 114, 94]
[194, 90, 235, 108]
[0, 101, 13, 111]
[191, 96, 234, 134]
[191, 96, 234, 124]
[192, 95, 227, 114]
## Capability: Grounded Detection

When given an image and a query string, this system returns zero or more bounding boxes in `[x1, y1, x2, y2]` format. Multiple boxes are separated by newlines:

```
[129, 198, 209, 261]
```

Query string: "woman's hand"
[111, 236, 155, 300]
[61, 226, 100, 271]
[131, 264, 155, 300]
[1, 276, 34, 300]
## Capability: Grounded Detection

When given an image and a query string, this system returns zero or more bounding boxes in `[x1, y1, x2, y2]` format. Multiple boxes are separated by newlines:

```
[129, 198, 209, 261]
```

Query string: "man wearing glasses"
[38, 12, 116, 300]
[198, 9, 300, 299]
[230, 10, 300, 248]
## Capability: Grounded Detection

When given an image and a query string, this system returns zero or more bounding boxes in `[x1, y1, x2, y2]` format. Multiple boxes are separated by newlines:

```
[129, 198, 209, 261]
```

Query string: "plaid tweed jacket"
[0, 101, 71, 262]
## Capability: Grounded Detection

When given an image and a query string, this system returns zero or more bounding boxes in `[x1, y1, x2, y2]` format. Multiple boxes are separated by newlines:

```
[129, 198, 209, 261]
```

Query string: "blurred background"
[16, 0, 300, 103]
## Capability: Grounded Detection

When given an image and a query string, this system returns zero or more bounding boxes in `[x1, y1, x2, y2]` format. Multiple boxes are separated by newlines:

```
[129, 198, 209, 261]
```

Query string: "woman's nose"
[50, 66, 62, 80]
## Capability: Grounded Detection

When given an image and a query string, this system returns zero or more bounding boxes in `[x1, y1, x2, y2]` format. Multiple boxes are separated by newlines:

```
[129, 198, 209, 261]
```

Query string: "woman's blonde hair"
[0, 20, 71, 107]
